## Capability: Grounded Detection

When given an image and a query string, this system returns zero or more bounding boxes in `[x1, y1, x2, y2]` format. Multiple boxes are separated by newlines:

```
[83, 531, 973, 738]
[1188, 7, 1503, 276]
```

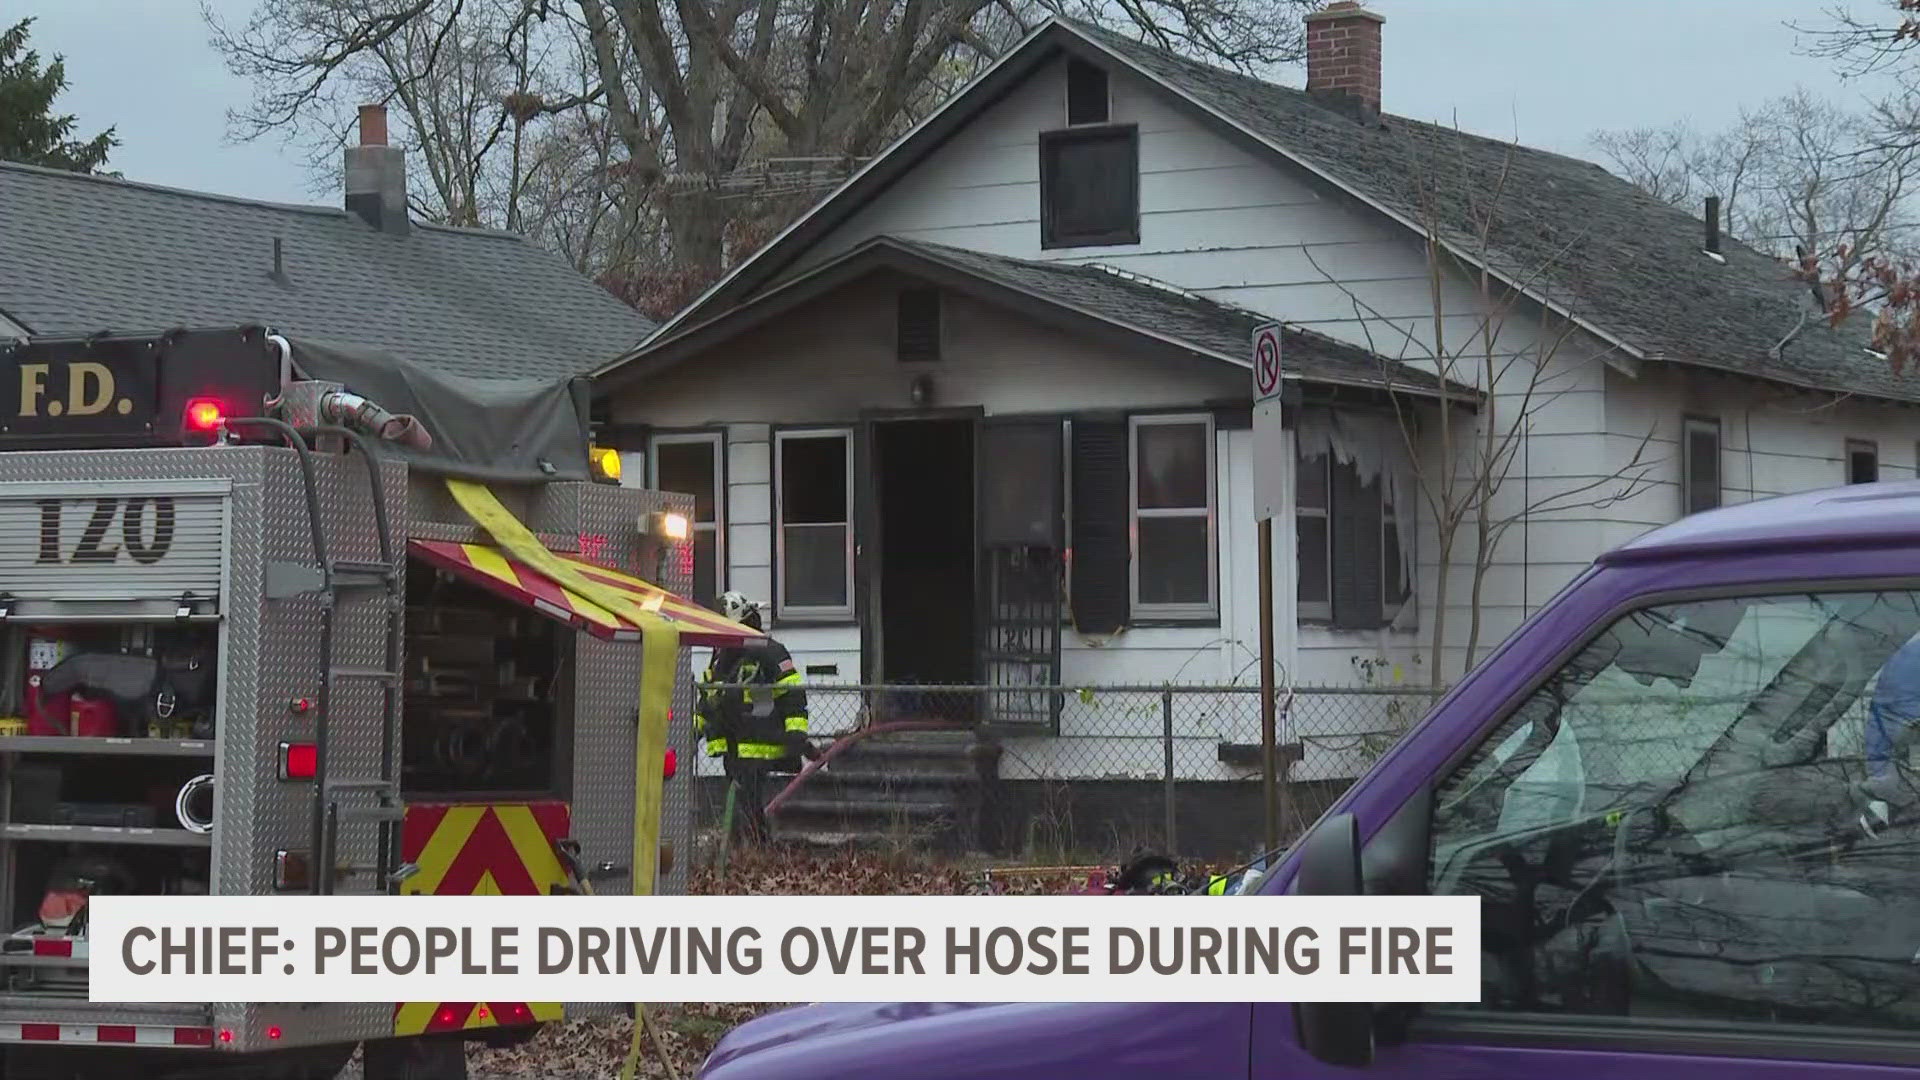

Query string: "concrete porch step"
[762, 728, 996, 850]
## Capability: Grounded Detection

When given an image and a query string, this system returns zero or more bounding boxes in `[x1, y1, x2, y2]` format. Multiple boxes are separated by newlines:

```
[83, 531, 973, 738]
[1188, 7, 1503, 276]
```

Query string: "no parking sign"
[1252, 323, 1283, 520]
[1253, 323, 1282, 403]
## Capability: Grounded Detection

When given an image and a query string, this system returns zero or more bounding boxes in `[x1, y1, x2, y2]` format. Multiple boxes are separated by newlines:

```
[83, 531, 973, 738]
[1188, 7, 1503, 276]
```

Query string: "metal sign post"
[1251, 323, 1283, 855]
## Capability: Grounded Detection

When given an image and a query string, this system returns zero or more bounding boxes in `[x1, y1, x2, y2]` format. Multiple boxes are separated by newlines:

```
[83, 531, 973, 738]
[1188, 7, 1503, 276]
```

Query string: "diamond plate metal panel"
[0, 997, 210, 1027]
[228, 445, 408, 1051]
[562, 483, 694, 1020]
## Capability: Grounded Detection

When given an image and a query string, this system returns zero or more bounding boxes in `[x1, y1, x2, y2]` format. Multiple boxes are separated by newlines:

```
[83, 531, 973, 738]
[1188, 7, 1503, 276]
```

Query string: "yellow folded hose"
[444, 481, 679, 1080]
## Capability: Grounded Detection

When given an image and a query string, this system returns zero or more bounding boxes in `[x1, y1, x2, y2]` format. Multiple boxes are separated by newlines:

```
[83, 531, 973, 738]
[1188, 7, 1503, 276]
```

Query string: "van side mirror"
[1293, 812, 1375, 1068]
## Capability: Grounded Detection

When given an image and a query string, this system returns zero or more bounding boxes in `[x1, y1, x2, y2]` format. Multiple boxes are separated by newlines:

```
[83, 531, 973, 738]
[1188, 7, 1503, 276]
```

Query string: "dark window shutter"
[1066, 58, 1109, 125]
[1070, 418, 1129, 635]
[1330, 461, 1383, 629]
[897, 288, 940, 362]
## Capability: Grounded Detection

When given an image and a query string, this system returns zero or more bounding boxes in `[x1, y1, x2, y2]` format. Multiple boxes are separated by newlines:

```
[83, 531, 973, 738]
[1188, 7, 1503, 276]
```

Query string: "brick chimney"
[345, 103, 408, 236]
[1305, 1, 1384, 120]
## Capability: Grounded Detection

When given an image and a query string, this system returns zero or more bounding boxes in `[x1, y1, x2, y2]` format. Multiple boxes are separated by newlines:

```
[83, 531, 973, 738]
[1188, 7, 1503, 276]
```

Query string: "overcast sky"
[15, 0, 1902, 210]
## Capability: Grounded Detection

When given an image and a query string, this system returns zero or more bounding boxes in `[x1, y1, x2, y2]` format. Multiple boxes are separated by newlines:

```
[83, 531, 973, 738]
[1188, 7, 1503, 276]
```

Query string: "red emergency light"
[278, 741, 318, 780]
[184, 399, 225, 429]
[663, 746, 676, 780]
[180, 398, 230, 446]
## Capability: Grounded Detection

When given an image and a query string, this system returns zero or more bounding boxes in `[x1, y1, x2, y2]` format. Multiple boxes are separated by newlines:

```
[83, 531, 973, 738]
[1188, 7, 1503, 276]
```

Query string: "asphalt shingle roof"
[0, 160, 653, 381]
[894, 238, 1464, 397]
[1061, 19, 1905, 404]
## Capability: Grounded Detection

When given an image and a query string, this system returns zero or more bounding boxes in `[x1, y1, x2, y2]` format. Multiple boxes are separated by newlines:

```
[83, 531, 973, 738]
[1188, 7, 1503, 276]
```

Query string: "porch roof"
[595, 235, 1478, 404]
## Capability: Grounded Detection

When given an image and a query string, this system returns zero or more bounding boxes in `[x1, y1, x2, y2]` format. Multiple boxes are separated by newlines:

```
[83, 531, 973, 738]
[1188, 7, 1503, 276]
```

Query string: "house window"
[896, 288, 940, 362]
[1848, 439, 1879, 484]
[1381, 489, 1409, 618]
[1129, 414, 1215, 618]
[648, 432, 724, 609]
[774, 429, 854, 620]
[1681, 415, 1722, 515]
[1296, 446, 1331, 619]
[1296, 441, 1408, 627]
[1039, 125, 1139, 249]
[1066, 57, 1109, 125]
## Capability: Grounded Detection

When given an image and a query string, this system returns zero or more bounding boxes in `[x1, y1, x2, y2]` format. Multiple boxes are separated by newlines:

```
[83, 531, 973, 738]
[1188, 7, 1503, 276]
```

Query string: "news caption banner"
[89, 896, 1477, 1004]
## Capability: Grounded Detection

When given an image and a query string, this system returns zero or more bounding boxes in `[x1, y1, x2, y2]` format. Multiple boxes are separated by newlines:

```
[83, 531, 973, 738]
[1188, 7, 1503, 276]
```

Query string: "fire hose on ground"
[763, 719, 972, 818]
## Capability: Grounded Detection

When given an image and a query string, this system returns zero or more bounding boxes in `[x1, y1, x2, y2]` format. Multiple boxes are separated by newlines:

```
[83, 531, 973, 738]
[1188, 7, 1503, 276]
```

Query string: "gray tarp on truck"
[284, 335, 593, 483]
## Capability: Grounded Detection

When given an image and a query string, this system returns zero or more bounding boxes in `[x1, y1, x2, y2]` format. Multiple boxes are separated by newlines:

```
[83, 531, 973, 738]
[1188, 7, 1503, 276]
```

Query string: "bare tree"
[1308, 130, 1662, 689]
[206, 0, 1317, 313]
[1592, 89, 1920, 289]
[1762, 3, 1920, 372]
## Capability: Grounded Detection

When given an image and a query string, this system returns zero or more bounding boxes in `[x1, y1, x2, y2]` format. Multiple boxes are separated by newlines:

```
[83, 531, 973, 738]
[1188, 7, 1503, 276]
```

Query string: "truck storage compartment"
[0, 623, 219, 744]
[0, 618, 218, 1002]
[1, 842, 208, 999]
[401, 558, 569, 798]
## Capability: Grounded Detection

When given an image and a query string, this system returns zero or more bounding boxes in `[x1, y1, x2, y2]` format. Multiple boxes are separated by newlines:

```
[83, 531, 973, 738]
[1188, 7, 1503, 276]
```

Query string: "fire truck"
[0, 325, 756, 1079]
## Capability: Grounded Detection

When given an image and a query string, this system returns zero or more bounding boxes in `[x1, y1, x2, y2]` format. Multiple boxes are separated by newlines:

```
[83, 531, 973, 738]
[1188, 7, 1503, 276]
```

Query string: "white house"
[593, 2, 1914, 791]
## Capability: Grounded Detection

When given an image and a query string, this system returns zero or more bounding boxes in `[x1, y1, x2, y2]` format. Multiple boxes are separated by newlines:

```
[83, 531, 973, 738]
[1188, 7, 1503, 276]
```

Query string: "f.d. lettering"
[18, 362, 130, 419]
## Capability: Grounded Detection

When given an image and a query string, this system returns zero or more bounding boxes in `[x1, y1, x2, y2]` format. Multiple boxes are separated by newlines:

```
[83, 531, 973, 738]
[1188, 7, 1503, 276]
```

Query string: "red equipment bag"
[62, 693, 118, 738]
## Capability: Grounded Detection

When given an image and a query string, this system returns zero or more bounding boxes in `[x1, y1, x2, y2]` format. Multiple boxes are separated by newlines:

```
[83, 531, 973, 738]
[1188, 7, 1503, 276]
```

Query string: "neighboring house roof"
[602, 17, 1907, 406]
[0, 160, 653, 381]
[596, 234, 1477, 403]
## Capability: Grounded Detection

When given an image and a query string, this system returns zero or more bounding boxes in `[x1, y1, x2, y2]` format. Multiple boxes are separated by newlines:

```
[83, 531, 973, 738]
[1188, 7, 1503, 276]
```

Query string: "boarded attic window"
[1039, 125, 1140, 249]
[896, 287, 941, 362]
[1067, 58, 1109, 125]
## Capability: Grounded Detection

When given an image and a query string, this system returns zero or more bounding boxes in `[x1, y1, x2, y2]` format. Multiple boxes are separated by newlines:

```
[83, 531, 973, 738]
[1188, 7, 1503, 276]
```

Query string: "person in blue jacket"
[1867, 631, 1920, 782]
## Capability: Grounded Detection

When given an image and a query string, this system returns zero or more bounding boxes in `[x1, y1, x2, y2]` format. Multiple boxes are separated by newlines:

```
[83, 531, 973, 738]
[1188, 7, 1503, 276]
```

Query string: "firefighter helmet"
[719, 591, 762, 625]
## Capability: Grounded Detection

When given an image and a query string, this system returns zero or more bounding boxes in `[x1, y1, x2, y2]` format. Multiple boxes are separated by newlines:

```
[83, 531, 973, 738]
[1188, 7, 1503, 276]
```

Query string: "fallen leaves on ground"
[430, 842, 1236, 1077]
[464, 1002, 772, 1079]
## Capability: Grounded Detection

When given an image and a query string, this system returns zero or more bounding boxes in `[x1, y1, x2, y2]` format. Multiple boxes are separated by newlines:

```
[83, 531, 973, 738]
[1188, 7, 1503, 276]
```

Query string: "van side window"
[1428, 589, 1920, 1033]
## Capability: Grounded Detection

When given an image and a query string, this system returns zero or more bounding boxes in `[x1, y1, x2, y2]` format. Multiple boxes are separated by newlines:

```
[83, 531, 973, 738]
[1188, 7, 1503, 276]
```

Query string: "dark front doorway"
[873, 418, 976, 689]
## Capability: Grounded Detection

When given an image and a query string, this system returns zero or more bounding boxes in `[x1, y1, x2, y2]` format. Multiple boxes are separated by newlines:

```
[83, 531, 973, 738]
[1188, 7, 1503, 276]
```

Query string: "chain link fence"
[689, 682, 1443, 860]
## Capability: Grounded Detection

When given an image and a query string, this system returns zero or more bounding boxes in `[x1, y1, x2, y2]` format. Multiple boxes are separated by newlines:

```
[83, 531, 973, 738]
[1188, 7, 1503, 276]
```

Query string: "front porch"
[683, 681, 1444, 859]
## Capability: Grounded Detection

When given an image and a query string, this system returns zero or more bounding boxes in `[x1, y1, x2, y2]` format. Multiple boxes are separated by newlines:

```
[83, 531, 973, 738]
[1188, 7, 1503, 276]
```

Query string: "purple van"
[697, 482, 1920, 1078]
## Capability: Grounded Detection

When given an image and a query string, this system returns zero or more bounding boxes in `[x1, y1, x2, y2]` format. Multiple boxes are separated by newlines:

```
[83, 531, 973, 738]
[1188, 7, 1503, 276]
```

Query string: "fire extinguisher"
[25, 632, 75, 737]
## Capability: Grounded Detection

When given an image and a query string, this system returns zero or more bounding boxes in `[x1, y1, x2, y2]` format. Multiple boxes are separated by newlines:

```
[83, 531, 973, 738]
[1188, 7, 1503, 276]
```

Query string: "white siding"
[765, 51, 1627, 691]
[789, 56, 1603, 378]
[623, 275, 1242, 427]
[1604, 364, 1920, 527]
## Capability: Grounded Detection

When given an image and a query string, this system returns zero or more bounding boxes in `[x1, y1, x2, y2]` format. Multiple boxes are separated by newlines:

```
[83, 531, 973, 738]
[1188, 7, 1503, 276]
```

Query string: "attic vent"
[1067, 57, 1109, 125]
[897, 288, 941, 362]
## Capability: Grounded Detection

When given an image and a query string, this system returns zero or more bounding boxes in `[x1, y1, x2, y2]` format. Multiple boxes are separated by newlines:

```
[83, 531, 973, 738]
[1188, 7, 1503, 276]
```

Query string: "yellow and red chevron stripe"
[394, 802, 572, 1036]
[408, 538, 760, 648]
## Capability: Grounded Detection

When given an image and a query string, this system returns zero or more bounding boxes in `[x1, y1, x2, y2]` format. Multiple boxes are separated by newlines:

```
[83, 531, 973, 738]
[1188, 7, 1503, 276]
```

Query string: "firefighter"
[695, 592, 811, 844]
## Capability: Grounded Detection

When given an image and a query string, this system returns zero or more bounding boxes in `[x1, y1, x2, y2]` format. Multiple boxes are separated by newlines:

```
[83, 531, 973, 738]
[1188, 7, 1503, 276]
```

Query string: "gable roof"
[0, 160, 653, 382]
[600, 17, 1909, 406]
[597, 233, 1475, 403]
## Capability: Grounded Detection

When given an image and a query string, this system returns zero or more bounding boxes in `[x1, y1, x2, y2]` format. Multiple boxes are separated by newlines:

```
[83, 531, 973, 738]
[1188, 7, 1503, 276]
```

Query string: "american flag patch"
[779, 658, 795, 673]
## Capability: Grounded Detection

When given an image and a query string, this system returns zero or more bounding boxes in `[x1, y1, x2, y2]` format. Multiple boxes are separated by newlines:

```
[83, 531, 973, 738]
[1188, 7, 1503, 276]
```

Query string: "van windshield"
[1434, 588, 1920, 873]
[1430, 585, 1920, 1030]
